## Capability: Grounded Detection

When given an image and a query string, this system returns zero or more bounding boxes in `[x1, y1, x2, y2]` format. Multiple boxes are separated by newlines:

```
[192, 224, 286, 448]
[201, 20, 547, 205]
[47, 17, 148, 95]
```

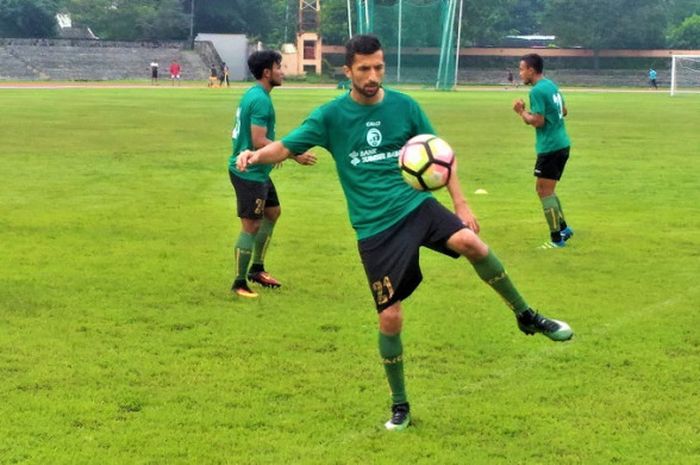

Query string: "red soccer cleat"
[247, 271, 282, 288]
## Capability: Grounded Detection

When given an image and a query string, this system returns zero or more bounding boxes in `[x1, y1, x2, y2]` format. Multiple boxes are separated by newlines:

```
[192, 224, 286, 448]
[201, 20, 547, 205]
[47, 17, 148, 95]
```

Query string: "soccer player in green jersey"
[513, 53, 574, 249]
[237, 36, 573, 431]
[228, 50, 316, 298]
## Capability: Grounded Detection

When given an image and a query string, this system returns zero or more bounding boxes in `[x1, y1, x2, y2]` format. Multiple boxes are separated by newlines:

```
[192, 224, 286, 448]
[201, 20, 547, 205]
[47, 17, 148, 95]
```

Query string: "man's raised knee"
[447, 228, 488, 259]
[379, 303, 403, 335]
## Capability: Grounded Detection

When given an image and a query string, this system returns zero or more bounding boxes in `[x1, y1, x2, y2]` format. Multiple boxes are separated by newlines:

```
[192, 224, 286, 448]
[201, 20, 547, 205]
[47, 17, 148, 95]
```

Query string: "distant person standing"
[513, 53, 574, 249]
[506, 69, 515, 88]
[208, 64, 218, 87]
[220, 62, 230, 87]
[169, 60, 181, 86]
[648, 68, 658, 89]
[150, 60, 159, 85]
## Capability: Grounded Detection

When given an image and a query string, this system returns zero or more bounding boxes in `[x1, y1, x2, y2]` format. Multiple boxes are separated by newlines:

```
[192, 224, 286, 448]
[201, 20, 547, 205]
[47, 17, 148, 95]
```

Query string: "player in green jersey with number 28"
[237, 36, 573, 431]
[228, 50, 316, 298]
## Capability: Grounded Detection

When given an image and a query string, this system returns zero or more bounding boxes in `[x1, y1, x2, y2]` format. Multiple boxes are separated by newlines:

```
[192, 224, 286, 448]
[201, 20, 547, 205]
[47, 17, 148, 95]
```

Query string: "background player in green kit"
[228, 50, 316, 298]
[513, 53, 575, 249]
[237, 36, 573, 431]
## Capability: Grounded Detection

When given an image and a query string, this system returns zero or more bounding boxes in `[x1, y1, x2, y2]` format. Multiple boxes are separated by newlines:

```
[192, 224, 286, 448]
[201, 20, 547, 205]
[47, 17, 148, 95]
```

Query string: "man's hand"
[293, 151, 317, 166]
[455, 202, 480, 235]
[513, 98, 526, 115]
[236, 150, 255, 172]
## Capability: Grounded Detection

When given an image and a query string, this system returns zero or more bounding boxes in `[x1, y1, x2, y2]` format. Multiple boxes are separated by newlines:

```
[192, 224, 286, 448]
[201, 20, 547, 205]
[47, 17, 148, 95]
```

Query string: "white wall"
[195, 33, 249, 81]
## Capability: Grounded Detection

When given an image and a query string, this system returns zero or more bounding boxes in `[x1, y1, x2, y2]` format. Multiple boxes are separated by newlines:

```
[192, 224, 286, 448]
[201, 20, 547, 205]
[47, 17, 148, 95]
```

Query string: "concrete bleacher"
[0, 46, 40, 80]
[0, 39, 212, 81]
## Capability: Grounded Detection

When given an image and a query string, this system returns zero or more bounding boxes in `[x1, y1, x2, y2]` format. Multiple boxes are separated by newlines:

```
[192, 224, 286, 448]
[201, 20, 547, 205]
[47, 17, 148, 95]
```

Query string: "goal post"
[670, 54, 700, 96]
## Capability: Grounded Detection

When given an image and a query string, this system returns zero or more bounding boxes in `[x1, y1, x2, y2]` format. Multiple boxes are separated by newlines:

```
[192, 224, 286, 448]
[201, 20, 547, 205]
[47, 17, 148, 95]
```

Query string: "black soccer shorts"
[229, 170, 280, 219]
[533, 146, 570, 181]
[357, 197, 465, 312]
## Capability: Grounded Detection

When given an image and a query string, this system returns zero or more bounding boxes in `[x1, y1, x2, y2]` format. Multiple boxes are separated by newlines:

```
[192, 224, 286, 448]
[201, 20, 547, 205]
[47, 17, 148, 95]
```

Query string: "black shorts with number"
[358, 197, 466, 312]
[229, 170, 280, 219]
[533, 146, 570, 181]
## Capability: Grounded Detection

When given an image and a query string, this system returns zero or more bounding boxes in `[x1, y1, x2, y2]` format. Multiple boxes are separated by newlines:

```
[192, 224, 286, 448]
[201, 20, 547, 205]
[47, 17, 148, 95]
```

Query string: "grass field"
[1, 86, 699, 465]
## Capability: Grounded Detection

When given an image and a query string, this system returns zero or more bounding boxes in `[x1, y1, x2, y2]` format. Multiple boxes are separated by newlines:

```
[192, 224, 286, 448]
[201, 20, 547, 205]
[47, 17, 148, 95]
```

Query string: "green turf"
[1, 87, 698, 465]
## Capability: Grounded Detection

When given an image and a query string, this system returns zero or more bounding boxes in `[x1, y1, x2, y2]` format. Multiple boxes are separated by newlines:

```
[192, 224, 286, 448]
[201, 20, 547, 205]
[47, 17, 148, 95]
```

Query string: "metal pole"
[397, 0, 402, 82]
[284, 0, 290, 43]
[436, 0, 455, 89]
[189, 0, 195, 49]
[365, 0, 370, 32]
[453, 0, 463, 89]
[347, 0, 353, 37]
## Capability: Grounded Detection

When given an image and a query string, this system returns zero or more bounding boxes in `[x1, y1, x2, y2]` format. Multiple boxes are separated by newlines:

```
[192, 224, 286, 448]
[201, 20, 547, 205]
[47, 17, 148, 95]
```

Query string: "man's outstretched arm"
[236, 141, 293, 171]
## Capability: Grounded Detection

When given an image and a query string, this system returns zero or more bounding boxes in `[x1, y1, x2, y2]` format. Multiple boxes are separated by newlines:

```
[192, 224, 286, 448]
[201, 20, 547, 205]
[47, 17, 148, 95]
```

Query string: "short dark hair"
[345, 35, 382, 67]
[521, 53, 544, 74]
[248, 50, 282, 79]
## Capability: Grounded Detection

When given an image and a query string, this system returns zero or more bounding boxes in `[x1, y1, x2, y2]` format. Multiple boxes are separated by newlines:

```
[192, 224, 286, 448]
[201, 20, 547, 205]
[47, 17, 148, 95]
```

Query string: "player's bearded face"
[347, 51, 385, 99]
[270, 63, 284, 87]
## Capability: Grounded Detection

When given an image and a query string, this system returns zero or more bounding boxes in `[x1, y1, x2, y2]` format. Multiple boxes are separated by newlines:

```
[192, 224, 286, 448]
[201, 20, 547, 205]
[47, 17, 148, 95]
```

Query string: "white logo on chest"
[366, 128, 382, 147]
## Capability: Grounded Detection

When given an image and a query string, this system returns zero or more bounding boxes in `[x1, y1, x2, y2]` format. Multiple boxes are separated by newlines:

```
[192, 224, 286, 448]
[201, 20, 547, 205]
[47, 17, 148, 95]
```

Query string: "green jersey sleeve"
[281, 107, 329, 154]
[411, 99, 436, 135]
[250, 97, 272, 127]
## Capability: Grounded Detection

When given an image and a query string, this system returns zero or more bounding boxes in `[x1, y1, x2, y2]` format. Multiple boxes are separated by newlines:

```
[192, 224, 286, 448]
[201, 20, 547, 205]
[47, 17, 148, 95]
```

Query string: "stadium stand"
[0, 39, 213, 81]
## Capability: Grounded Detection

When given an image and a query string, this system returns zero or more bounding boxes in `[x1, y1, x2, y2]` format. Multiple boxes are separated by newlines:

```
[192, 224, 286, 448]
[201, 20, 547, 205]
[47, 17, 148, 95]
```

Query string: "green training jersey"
[529, 78, 570, 155]
[228, 84, 276, 182]
[282, 88, 435, 240]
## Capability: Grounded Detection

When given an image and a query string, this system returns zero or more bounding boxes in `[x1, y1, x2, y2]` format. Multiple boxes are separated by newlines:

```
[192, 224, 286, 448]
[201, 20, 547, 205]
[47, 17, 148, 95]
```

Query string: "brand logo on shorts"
[366, 128, 382, 147]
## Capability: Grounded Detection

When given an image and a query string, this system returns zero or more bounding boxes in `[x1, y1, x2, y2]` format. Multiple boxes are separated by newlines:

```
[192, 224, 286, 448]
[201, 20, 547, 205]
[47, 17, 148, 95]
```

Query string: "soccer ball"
[398, 134, 455, 191]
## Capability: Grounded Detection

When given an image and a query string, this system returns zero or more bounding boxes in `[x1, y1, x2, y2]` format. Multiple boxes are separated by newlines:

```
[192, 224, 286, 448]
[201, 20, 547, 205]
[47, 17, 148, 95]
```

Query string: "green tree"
[544, 0, 668, 49]
[669, 14, 700, 48]
[667, 0, 700, 25]
[0, 0, 59, 38]
[504, 0, 546, 35]
[64, 0, 188, 40]
[320, 0, 349, 45]
[194, 0, 287, 45]
[458, 0, 521, 46]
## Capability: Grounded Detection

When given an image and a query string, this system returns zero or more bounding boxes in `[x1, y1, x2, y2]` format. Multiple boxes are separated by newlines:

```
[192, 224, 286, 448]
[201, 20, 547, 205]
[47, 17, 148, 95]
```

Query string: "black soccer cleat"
[384, 402, 411, 431]
[516, 308, 573, 341]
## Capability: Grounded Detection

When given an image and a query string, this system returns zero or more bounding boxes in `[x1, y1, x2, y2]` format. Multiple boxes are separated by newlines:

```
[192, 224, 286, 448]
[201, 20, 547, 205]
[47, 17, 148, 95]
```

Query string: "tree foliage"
[3, 0, 700, 48]
[667, 0, 700, 25]
[194, 0, 288, 45]
[669, 14, 700, 48]
[0, 0, 59, 38]
[320, 0, 349, 45]
[504, 0, 547, 35]
[63, 0, 189, 40]
[543, 0, 668, 49]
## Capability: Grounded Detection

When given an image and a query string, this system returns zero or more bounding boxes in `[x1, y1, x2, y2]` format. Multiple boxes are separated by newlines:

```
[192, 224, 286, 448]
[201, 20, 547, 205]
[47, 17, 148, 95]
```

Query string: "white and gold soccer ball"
[398, 134, 455, 191]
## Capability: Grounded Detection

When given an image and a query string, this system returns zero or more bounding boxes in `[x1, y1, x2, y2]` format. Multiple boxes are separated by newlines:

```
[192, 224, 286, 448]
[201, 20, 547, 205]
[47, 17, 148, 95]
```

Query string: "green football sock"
[234, 232, 255, 281]
[554, 195, 566, 224]
[252, 218, 275, 267]
[471, 250, 529, 314]
[554, 195, 568, 230]
[379, 332, 407, 405]
[541, 194, 562, 234]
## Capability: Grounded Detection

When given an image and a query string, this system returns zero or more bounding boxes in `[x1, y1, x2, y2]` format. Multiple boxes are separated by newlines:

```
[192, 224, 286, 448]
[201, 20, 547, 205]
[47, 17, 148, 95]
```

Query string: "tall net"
[671, 55, 700, 96]
[354, 0, 461, 89]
